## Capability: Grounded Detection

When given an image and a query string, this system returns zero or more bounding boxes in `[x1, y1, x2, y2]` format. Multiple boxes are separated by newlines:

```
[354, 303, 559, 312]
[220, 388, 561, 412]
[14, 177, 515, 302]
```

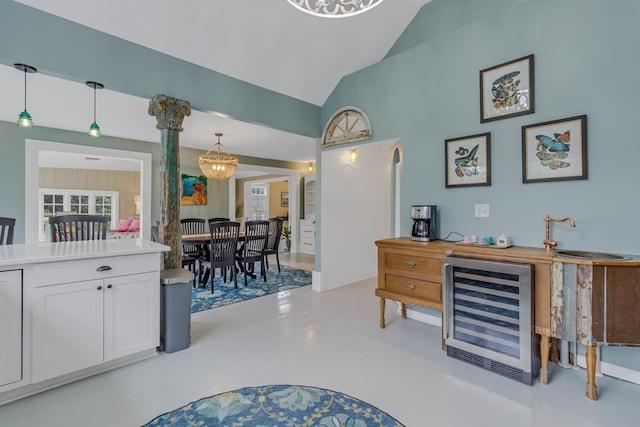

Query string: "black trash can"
[160, 268, 194, 353]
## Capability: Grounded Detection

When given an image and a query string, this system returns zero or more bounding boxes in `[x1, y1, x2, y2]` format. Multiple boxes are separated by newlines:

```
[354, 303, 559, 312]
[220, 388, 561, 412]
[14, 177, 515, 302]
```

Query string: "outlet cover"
[475, 204, 490, 218]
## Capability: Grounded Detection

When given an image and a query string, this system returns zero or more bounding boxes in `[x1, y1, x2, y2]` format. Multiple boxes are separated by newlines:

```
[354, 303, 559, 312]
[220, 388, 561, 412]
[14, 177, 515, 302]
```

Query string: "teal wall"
[323, 0, 640, 370]
[0, 1, 321, 138]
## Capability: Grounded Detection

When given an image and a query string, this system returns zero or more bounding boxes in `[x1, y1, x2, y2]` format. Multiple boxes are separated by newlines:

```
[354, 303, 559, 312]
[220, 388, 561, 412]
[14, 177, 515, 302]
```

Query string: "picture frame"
[181, 173, 208, 205]
[445, 132, 491, 188]
[480, 54, 534, 123]
[281, 192, 289, 207]
[522, 115, 587, 183]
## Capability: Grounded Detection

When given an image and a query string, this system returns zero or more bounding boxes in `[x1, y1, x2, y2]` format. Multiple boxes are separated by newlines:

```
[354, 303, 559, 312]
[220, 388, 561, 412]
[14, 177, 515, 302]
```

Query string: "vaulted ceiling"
[1, 1, 429, 164]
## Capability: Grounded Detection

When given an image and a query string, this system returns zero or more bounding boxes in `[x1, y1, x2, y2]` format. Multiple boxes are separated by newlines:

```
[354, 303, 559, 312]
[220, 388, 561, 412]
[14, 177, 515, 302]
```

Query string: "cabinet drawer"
[31, 253, 160, 287]
[385, 274, 441, 302]
[386, 253, 441, 276]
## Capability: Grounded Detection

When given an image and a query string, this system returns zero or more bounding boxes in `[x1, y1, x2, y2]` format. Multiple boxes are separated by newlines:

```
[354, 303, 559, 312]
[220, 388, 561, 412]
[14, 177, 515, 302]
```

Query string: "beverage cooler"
[443, 256, 540, 385]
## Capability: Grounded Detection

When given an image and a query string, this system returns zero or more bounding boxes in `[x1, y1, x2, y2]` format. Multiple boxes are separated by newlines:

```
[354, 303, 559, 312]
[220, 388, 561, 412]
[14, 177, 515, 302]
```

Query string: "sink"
[555, 250, 627, 261]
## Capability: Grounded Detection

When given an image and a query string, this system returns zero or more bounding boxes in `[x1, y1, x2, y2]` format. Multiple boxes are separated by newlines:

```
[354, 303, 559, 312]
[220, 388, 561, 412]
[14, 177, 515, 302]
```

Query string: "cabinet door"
[0, 270, 22, 387]
[32, 280, 104, 383]
[104, 272, 159, 361]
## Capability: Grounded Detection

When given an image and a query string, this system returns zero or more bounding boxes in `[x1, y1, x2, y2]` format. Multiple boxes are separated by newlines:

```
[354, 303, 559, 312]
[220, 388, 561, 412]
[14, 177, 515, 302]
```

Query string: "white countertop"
[0, 239, 170, 267]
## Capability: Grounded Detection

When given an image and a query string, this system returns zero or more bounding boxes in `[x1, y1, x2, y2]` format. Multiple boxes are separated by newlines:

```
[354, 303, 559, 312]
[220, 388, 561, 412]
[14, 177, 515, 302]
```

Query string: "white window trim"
[39, 188, 119, 241]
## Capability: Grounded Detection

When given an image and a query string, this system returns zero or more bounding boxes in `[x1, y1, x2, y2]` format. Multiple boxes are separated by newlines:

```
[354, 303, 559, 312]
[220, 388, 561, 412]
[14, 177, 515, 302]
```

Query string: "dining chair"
[49, 214, 108, 241]
[199, 221, 240, 291]
[207, 217, 230, 225]
[180, 218, 206, 285]
[0, 217, 16, 245]
[235, 220, 269, 286]
[264, 217, 284, 273]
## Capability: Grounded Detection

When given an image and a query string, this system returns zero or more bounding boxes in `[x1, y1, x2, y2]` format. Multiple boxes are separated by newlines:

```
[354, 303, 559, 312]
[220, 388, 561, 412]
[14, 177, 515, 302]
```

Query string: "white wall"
[318, 139, 397, 291]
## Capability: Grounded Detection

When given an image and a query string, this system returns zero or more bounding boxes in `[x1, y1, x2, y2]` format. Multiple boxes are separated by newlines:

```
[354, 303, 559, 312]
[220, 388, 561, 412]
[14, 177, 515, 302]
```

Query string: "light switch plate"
[475, 204, 490, 218]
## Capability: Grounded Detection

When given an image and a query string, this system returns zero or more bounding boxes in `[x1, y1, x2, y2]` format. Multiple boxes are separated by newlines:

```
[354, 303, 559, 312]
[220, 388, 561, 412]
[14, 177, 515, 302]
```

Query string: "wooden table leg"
[550, 337, 559, 363]
[586, 345, 598, 400]
[540, 333, 551, 384]
[401, 303, 407, 318]
[379, 298, 386, 329]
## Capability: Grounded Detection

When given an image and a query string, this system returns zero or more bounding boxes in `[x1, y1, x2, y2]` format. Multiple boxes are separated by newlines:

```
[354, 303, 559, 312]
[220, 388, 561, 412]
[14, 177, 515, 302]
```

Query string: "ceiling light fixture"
[286, 0, 384, 18]
[14, 63, 37, 128]
[199, 132, 239, 181]
[86, 81, 104, 137]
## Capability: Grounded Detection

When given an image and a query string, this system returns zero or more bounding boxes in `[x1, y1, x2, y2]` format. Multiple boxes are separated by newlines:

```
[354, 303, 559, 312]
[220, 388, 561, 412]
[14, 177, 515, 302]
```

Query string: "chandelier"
[286, 0, 385, 18]
[199, 132, 238, 180]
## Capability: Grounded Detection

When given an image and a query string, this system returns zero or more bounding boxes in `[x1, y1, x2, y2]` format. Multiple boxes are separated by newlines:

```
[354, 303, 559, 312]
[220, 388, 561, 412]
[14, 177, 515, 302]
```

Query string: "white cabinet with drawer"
[299, 223, 315, 255]
[0, 270, 22, 388]
[30, 255, 159, 383]
[31, 270, 158, 382]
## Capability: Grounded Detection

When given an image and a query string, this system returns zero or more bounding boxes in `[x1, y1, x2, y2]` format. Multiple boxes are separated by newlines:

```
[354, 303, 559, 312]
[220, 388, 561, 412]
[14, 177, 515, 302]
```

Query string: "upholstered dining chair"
[180, 218, 206, 284]
[49, 214, 108, 241]
[199, 221, 240, 291]
[264, 217, 284, 273]
[235, 220, 269, 286]
[0, 217, 16, 245]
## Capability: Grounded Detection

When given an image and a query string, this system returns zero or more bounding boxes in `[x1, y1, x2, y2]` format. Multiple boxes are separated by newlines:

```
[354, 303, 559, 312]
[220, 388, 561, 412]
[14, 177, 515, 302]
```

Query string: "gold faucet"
[544, 214, 576, 250]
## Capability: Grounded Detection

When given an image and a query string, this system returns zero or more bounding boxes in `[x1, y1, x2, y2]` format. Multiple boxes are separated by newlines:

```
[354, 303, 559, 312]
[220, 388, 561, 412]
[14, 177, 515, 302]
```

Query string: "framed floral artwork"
[480, 54, 534, 122]
[522, 115, 587, 183]
[445, 133, 491, 188]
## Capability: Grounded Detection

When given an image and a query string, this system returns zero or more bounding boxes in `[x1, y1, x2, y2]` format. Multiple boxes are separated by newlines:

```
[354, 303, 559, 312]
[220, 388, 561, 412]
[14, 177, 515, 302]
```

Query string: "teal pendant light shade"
[88, 122, 102, 138]
[14, 63, 37, 128]
[86, 81, 104, 137]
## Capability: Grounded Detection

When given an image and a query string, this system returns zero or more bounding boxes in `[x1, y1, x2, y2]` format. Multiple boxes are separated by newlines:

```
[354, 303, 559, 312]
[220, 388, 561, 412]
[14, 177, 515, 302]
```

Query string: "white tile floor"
[0, 255, 638, 426]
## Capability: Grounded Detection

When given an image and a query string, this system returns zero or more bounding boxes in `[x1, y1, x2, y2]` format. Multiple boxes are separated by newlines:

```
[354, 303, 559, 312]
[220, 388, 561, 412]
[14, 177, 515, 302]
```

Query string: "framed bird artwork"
[521, 115, 588, 183]
[480, 54, 535, 123]
[445, 132, 491, 188]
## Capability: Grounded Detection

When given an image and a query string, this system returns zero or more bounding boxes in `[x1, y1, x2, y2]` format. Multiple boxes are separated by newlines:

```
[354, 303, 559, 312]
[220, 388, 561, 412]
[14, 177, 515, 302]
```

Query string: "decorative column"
[148, 95, 191, 269]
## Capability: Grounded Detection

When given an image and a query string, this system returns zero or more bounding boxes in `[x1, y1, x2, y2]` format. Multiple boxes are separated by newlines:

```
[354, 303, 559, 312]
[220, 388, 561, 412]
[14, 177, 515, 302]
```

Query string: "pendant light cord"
[23, 69, 28, 112]
[93, 85, 97, 123]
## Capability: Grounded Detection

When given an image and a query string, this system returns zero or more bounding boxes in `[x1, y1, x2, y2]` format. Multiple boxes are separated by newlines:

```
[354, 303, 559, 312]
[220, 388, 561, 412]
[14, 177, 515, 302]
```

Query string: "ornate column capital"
[148, 95, 192, 131]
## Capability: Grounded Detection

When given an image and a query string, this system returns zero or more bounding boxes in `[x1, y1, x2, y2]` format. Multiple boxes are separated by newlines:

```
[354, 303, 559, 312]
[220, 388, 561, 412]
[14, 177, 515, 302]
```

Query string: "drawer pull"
[405, 260, 416, 268]
[405, 283, 416, 291]
[107, 284, 113, 289]
[97, 265, 112, 272]
[97, 285, 103, 291]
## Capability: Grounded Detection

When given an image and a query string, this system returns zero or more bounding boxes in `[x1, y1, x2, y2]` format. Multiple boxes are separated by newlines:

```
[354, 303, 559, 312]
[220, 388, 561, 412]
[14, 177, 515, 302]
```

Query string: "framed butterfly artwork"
[480, 54, 534, 122]
[521, 115, 587, 183]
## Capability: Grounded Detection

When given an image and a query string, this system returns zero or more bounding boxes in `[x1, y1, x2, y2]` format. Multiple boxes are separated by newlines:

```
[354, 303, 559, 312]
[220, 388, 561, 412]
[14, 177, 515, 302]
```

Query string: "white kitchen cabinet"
[299, 223, 315, 255]
[31, 254, 160, 383]
[0, 270, 22, 388]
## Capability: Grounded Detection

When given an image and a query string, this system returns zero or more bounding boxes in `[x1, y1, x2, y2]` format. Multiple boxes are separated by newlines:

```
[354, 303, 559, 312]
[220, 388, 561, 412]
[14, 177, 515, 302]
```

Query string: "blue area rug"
[191, 265, 312, 313]
[143, 384, 405, 426]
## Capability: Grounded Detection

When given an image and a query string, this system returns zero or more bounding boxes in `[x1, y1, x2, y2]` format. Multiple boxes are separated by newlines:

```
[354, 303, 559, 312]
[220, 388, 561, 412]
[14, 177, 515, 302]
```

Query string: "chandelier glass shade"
[286, 0, 384, 18]
[199, 133, 239, 180]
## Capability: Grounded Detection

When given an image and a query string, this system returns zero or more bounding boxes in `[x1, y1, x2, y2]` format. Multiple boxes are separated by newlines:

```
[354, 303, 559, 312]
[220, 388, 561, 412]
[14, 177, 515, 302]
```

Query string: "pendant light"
[14, 63, 37, 128]
[86, 81, 104, 137]
[199, 132, 239, 181]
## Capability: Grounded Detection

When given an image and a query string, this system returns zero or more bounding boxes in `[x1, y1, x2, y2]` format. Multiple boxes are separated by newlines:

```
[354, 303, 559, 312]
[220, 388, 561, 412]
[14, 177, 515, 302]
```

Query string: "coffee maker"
[411, 205, 437, 241]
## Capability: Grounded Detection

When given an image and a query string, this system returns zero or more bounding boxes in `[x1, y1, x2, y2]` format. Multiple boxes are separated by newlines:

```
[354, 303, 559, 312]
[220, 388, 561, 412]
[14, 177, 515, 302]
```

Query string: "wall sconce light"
[14, 63, 37, 128]
[350, 148, 358, 163]
[134, 194, 141, 215]
[308, 162, 314, 172]
[86, 81, 104, 137]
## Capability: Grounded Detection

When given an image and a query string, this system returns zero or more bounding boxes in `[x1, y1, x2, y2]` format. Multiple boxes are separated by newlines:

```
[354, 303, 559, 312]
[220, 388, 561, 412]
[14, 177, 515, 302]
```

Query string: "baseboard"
[400, 303, 442, 328]
[402, 303, 640, 386]
[576, 354, 640, 385]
